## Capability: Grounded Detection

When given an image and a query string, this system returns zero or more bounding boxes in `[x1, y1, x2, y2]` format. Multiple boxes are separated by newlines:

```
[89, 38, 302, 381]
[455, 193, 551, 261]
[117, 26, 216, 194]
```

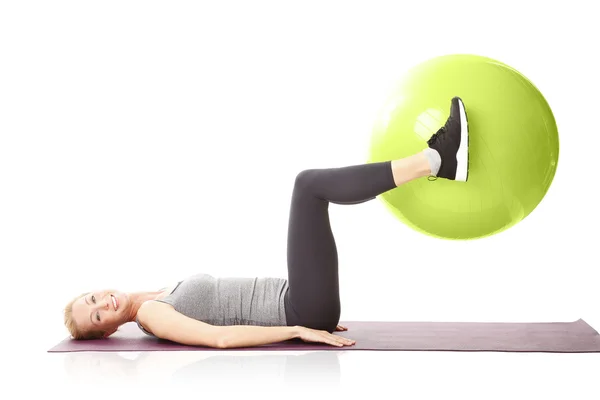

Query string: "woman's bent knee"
[294, 169, 320, 191]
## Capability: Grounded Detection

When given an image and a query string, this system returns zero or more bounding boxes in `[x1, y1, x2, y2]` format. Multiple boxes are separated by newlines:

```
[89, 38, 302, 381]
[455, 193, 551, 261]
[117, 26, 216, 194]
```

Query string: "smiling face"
[70, 290, 131, 338]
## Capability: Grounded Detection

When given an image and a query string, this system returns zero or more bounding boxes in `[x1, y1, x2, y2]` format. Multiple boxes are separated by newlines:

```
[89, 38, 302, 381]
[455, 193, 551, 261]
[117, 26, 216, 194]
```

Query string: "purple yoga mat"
[48, 318, 600, 353]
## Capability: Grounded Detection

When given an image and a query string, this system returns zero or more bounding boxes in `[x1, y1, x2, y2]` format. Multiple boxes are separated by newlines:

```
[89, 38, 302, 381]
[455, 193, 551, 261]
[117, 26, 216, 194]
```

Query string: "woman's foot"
[426, 97, 469, 181]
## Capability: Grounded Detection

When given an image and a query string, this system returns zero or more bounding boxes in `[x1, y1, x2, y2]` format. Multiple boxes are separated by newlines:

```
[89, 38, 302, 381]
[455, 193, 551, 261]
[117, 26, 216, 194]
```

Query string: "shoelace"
[427, 125, 447, 181]
[427, 125, 446, 146]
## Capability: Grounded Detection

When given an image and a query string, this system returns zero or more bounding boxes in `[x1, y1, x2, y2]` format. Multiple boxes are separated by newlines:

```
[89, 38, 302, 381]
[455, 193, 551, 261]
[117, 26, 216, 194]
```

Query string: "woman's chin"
[114, 292, 127, 312]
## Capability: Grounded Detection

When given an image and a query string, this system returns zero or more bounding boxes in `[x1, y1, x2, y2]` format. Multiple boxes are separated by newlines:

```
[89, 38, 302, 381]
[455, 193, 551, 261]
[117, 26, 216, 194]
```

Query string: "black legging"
[283, 161, 397, 333]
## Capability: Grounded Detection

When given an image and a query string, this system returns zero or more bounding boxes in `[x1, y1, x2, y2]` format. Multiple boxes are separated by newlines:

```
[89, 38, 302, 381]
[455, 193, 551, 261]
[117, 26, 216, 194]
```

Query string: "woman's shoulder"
[136, 299, 175, 325]
[155, 282, 181, 300]
[140, 298, 175, 311]
[136, 300, 176, 336]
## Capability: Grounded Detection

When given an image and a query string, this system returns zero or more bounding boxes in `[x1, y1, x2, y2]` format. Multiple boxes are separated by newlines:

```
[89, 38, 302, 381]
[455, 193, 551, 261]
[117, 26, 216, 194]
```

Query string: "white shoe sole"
[455, 98, 469, 182]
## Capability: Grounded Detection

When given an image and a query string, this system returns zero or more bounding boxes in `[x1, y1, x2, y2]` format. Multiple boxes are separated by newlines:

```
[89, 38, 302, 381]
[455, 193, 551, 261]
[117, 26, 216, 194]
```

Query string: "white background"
[1, 0, 599, 398]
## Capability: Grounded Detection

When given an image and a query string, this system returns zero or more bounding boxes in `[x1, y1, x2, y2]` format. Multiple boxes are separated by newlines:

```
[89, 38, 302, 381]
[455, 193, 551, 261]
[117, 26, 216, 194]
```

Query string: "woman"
[64, 97, 469, 349]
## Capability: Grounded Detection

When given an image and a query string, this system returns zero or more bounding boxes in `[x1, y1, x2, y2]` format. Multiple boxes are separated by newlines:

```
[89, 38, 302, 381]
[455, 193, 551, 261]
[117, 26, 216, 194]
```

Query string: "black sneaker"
[427, 97, 469, 181]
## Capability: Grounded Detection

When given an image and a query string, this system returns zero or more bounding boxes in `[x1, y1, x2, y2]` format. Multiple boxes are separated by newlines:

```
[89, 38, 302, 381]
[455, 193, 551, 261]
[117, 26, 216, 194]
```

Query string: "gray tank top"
[136, 273, 289, 336]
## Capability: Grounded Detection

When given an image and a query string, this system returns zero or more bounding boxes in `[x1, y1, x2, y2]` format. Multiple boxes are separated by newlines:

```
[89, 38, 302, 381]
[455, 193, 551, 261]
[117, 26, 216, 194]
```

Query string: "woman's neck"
[125, 290, 168, 322]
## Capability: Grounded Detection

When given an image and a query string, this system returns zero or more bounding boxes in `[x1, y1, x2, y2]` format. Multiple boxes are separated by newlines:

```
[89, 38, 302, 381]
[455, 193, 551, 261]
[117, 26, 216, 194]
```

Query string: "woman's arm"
[217, 325, 300, 348]
[220, 325, 355, 348]
[137, 301, 354, 348]
[137, 301, 225, 348]
[136, 300, 300, 348]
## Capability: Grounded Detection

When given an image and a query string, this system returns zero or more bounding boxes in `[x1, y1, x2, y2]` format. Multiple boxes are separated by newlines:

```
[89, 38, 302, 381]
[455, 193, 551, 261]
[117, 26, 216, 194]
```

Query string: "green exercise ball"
[368, 54, 559, 240]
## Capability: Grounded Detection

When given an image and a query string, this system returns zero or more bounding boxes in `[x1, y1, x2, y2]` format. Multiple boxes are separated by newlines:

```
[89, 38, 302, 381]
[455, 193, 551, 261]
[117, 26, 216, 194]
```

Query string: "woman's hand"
[295, 326, 355, 347]
[335, 324, 348, 331]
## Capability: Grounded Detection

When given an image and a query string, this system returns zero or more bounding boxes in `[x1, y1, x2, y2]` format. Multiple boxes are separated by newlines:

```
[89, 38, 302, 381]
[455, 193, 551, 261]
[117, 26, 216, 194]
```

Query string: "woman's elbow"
[178, 331, 226, 349]
[215, 331, 234, 348]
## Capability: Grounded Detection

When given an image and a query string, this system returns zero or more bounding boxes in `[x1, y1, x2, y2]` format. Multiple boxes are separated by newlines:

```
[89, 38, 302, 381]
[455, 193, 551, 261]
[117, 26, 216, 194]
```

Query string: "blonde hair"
[64, 292, 106, 340]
